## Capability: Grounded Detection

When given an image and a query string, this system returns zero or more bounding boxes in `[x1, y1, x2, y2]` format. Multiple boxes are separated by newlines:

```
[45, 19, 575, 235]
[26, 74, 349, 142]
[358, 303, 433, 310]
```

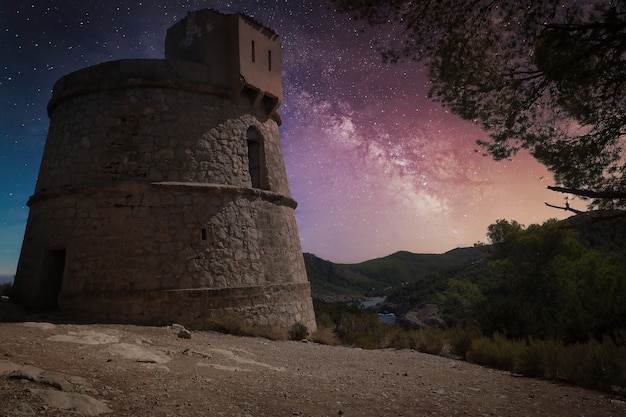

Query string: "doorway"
[40, 249, 66, 310]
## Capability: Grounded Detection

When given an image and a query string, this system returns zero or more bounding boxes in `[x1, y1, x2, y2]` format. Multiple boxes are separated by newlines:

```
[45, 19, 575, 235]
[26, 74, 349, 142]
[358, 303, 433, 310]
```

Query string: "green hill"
[304, 246, 488, 298]
[305, 212, 626, 301]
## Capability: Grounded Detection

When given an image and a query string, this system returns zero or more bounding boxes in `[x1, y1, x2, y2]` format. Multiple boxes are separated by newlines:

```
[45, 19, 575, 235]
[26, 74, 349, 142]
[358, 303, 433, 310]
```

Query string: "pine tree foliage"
[331, 0, 626, 208]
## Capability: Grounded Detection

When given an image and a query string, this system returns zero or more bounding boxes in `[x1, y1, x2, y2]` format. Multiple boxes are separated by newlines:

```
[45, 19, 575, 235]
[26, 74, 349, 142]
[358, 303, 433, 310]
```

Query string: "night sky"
[0, 0, 576, 279]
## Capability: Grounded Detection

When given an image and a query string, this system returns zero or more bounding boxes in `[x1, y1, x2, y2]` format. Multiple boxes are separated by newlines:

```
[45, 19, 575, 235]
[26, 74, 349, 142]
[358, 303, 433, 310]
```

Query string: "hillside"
[305, 213, 626, 301]
[304, 246, 488, 298]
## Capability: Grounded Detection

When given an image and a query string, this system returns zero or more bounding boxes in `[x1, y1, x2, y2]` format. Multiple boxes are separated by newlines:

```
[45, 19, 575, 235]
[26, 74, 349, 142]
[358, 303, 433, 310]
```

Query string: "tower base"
[60, 282, 316, 332]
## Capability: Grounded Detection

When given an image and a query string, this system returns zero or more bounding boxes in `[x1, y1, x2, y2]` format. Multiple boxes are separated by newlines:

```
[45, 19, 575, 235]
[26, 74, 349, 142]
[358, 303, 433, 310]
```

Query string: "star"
[0, 0, 571, 279]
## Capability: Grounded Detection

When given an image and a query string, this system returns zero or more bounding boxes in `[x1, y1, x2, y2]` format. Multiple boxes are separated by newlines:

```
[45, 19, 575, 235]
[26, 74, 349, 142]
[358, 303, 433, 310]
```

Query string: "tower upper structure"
[165, 9, 282, 115]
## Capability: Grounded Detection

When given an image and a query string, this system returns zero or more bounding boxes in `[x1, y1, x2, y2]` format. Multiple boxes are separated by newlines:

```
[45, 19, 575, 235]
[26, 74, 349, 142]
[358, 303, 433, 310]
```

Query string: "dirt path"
[0, 321, 624, 416]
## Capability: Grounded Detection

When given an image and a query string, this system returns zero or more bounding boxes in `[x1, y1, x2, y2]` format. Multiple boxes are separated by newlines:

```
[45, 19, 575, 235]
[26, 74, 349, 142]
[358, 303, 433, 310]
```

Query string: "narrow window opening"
[246, 127, 263, 189]
[201, 228, 207, 241]
[268, 49, 272, 71]
[251, 40, 256, 63]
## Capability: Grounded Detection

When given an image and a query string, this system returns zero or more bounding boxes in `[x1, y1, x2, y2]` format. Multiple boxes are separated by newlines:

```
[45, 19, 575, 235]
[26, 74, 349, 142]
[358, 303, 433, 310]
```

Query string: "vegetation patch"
[288, 322, 309, 341]
[308, 214, 626, 396]
[466, 334, 626, 393]
[0, 283, 13, 298]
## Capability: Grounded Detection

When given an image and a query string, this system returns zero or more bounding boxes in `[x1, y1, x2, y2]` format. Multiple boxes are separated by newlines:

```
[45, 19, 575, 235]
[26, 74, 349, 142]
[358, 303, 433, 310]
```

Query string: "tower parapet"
[165, 9, 282, 115]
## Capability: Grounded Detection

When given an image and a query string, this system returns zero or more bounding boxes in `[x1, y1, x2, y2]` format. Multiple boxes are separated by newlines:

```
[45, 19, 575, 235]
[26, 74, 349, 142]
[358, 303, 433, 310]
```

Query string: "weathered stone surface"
[177, 329, 192, 339]
[375, 302, 446, 329]
[8, 403, 35, 416]
[48, 330, 120, 345]
[104, 343, 170, 364]
[396, 304, 446, 330]
[29, 389, 113, 416]
[9, 364, 92, 393]
[12, 10, 316, 334]
[0, 361, 22, 376]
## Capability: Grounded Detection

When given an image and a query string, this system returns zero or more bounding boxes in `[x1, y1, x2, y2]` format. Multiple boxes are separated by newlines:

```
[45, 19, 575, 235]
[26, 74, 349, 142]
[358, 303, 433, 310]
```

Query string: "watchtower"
[13, 10, 317, 332]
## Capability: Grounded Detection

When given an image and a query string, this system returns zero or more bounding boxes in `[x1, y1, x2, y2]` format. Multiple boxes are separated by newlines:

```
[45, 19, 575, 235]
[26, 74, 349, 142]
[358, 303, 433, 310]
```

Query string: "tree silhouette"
[331, 0, 626, 210]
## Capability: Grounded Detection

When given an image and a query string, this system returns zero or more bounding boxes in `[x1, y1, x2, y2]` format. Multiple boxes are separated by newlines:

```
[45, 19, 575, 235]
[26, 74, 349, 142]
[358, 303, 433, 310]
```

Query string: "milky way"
[0, 0, 575, 276]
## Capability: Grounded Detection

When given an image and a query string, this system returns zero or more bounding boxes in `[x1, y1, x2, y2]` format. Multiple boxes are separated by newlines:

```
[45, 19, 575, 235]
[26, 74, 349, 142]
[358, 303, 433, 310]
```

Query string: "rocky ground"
[0, 319, 624, 417]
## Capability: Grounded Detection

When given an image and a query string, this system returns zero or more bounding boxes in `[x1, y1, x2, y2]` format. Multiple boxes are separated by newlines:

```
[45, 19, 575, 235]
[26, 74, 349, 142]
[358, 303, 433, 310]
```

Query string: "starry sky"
[0, 0, 577, 279]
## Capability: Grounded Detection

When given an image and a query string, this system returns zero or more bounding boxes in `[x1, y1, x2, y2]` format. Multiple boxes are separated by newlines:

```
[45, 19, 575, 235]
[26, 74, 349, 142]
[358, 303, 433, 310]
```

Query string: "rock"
[374, 301, 446, 329]
[178, 329, 192, 339]
[1, 362, 110, 415]
[28, 388, 113, 416]
[20, 322, 57, 331]
[105, 343, 170, 364]
[9, 403, 35, 416]
[8, 364, 92, 392]
[373, 301, 411, 315]
[396, 304, 446, 330]
[0, 361, 22, 376]
[48, 330, 119, 345]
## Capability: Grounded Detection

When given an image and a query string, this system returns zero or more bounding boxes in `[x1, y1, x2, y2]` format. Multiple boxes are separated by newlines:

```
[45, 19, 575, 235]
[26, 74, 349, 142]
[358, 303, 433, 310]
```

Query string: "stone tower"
[13, 9, 317, 332]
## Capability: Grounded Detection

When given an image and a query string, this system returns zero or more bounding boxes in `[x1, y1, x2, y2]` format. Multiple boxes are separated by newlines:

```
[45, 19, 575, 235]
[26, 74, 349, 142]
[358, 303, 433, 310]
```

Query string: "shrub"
[388, 329, 419, 350]
[309, 327, 339, 345]
[508, 338, 567, 378]
[416, 327, 445, 355]
[315, 312, 335, 329]
[288, 322, 309, 341]
[465, 333, 626, 394]
[512, 337, 551, 377]
[335, 308, 386, 348]
[448, 327, 482, 359]
[554, 338, 626, 392]
[466, 333, 524, 370]
[0, 283, 12, 298]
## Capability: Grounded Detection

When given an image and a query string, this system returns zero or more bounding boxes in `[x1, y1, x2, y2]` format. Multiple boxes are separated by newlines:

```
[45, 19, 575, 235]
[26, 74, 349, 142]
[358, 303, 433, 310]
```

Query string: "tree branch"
[544, 202, 589, 215]
[545, 202, 626, 224]
[547, 185, 626, 199]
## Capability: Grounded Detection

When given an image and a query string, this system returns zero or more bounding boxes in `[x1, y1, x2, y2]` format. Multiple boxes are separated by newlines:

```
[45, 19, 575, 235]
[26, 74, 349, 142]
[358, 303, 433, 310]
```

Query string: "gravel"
[0, 321, 624, 416]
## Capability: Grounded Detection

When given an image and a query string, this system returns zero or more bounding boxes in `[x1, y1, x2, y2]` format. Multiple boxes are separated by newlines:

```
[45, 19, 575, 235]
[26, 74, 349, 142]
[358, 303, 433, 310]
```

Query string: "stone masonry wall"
[37, 60, 290, 195]
[14, 58, 316, 332]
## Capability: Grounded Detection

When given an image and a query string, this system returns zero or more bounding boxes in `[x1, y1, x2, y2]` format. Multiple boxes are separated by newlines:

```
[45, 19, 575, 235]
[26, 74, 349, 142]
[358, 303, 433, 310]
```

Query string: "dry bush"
[466, 333, 524, 370]
[465, 333, 626, 394]
[387, 329, 419, 350]
[447, 327, 482, 359]
[288, 322, 309, 341]
[553, 338, 626, 392]
[250, 325, 289, 341]
[415, 327, 445, 355]
[309, 327, 339, 345]
[512, 338, 563, 378]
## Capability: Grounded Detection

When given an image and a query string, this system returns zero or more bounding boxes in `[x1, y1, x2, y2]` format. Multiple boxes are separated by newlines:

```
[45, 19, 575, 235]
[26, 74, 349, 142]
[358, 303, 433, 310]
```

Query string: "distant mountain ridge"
[304, 212, 626, 299]
[304, 246, 488, 298]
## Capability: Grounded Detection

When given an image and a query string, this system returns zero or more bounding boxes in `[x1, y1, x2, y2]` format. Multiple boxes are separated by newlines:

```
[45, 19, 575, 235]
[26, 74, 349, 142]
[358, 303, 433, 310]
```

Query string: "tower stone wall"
[13, 10, 317, 332]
